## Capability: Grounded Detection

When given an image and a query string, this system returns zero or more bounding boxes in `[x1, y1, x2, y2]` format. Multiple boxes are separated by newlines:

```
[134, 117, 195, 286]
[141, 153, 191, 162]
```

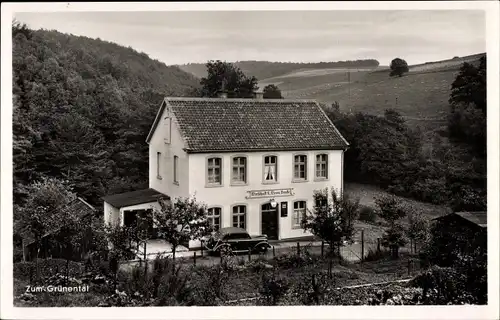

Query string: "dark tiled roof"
[146, 98, 349, 153]
[102, 188, 169, 208]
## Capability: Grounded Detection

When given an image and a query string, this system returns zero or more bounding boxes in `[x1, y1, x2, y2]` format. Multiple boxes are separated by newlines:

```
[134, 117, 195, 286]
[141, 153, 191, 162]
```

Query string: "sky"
[15, 10, 486, 66]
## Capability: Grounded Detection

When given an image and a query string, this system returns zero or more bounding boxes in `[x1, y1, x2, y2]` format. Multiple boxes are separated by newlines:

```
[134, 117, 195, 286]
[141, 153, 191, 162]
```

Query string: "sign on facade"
[245, 188, 294, 199]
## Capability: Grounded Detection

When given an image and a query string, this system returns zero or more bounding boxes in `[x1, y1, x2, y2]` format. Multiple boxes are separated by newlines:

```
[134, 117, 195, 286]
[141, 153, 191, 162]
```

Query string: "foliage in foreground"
[302, 188, 359, 256]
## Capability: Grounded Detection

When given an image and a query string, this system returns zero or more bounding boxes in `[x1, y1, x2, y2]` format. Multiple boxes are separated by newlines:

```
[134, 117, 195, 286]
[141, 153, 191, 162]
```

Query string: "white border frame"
[1, 2, 499, 320]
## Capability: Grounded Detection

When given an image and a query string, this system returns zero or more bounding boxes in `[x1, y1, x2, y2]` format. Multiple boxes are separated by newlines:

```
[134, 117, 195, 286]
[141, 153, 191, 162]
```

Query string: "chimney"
[254, 91, 264, 100]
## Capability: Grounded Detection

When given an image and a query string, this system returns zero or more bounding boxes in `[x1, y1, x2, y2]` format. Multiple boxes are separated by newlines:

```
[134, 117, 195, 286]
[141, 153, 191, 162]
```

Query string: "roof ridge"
[165, 97, 320, 103]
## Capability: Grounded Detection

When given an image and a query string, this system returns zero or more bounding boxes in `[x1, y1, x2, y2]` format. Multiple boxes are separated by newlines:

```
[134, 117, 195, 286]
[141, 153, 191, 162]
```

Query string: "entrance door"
[261, 203, 279, 240]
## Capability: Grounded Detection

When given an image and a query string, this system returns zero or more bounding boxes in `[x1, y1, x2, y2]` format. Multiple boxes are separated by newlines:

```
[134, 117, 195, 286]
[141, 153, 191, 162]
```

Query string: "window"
[232, 205, 246, 229]
[173, 155, 178, 184]
[164, 117, 172, 144]
[293, 201, 307, 229]
[156, 152, 162, 179]
[231, 156, 247, 184]
[316, 154, 328, 179]
[293, 155, 307, 180]
[207, 207, 221, 231]
[263, 155, 278, 182]
[207, 157, 222, 185]
[315, 196, 328, 210]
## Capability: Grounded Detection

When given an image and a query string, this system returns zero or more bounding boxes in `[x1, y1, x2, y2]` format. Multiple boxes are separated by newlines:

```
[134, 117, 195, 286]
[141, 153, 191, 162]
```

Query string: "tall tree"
[389, 58, 409, 77]
[200, 60, 258, 98]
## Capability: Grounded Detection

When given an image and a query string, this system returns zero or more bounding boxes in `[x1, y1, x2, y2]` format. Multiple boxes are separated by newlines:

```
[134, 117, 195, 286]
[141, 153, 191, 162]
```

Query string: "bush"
[410, 266, 477, 305]
[14, 259, 85, 282]
[293, 272, 330, 305]
[358, 206, 377, 223]
[363, 248, 392, 262]
[259, 270, 290, 306]
[274, 252, 316, 269]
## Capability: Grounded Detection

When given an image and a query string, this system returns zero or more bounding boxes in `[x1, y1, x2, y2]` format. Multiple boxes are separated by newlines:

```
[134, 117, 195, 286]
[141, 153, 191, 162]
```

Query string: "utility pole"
[347, 70, 351, 107]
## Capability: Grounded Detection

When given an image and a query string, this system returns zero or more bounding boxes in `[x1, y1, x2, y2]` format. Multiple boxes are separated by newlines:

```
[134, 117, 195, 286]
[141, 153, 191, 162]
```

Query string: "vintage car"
[204, 227, 272, 255]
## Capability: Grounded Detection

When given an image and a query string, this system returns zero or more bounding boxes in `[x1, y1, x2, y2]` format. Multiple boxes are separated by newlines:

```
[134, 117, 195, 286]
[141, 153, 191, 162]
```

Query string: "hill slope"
[178, 59, 380, 81]
[12, 27, 200, 205]
[258, 53, 485, 133]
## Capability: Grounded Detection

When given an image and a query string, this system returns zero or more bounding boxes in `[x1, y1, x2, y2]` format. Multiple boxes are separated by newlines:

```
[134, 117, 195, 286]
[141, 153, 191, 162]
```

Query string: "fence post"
[328, 259, 333, 279]
[200, 240, 204, 257]
[297, 242, 300, 256]
[193, 252, 197, 266]
[220, 252, 223, 265]
[248, 247, 252, 262]
[321, 241, 324, 258]
[361, 230, 364, 262]
[377, 238, 381, 252]
[272, 245, 275, 257]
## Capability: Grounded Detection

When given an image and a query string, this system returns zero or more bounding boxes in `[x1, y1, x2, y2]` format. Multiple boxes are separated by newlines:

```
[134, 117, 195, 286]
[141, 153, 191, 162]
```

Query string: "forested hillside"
[179, 59, 380, 80]
[12, 25, 201, 207]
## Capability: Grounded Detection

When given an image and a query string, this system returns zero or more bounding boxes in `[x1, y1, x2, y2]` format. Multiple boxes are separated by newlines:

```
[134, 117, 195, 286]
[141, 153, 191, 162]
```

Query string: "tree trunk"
[143, 241, 147, 281]
[172, 246, 176, 273]
[66, 257, 70, 285]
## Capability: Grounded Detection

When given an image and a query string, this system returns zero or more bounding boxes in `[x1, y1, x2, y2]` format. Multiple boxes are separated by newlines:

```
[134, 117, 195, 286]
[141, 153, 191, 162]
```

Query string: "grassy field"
[257, 53, 484, 136]
[345, 182, 451, 219]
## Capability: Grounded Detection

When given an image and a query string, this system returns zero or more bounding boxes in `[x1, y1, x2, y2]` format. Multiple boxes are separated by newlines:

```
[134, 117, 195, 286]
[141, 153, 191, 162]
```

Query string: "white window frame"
[231, 155, 248, 186]
[173, 155, 179, 185]
[292, 200, 307, 229]
[207, 207, 222, 231]
[232, 205, 247, 229]
[262, 155, 278, 184]
[156, 152, 162, 179]
[206, 156, 223, 187]
[292, 154, 308, 182]
[315, 153, 329, 180]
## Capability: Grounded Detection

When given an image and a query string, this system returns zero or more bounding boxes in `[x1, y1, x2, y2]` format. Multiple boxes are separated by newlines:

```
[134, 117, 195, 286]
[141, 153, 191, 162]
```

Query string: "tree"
[449, 57, 486, 113]
[448, 56, 486, 156]
[406, 210, 430, 253]
[12, 19, 32, 40]
[389, 58, 409, 77]
[200, 60, 259, 98]
[16, 176, 76, 279]
[375, 195, 408, 258]
[263, 84, 283, 99]
[152, 197, 212, 263]
[302, 188, 359, 257]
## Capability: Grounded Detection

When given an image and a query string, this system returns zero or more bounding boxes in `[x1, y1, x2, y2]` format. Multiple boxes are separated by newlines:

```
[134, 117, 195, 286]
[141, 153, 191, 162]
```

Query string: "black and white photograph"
[1, 2, 499, 319]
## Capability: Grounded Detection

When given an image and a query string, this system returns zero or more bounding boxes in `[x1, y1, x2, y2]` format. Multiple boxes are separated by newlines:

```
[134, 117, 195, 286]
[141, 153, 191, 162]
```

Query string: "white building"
[103, 96, 349, 248]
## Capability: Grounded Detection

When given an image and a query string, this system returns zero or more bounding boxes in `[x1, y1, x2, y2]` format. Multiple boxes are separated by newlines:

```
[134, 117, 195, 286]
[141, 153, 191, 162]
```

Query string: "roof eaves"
[183, 146, 347, 154]
[145, 98, 167, 144]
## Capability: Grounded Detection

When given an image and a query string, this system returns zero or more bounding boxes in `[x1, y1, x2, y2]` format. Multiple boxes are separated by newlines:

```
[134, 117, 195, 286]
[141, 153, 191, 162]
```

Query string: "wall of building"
[148, 101, 190, 199]
[188, 149, 344, 240]
[104, 201, 120, 226]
